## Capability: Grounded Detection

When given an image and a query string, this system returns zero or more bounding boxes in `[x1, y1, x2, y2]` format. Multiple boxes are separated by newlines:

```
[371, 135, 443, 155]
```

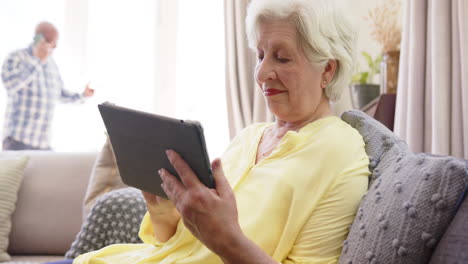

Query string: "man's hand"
[83, 83, 94, 97]
[33, 39, 51, 62]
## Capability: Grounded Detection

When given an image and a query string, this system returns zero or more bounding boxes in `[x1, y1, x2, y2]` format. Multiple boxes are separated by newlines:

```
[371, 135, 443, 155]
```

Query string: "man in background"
[1, 21, 94, 150]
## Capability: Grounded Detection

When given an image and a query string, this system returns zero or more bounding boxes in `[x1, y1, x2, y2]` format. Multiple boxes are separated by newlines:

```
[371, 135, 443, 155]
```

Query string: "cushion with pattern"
[339, 110, 468, 264]
[429, 191, 468, 263]
[65, 187, 146, 259]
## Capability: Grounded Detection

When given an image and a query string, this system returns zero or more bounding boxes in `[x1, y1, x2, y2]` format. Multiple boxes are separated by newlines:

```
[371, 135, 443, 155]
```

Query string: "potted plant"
[350, 51, 382, 109]
[366, 0, 402, 94]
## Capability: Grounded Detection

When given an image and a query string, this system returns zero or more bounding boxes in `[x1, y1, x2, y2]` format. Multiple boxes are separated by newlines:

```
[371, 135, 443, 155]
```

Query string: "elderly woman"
[49, 0, 369, 263]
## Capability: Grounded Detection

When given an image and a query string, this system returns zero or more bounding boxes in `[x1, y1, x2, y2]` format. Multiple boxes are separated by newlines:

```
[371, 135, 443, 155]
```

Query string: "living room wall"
[0, 0, 401, 155]
[332, 0, 403, 114]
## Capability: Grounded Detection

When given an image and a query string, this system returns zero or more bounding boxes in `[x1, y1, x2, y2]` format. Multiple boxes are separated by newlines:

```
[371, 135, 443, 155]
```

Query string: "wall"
[332, 0, 403, 114]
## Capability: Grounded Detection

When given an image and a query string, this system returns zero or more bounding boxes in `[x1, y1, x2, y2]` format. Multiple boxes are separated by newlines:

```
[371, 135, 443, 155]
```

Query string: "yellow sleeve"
[283, 159, 369, 264]
[138, 212, 194, 248]
[138, 212, 165, 246]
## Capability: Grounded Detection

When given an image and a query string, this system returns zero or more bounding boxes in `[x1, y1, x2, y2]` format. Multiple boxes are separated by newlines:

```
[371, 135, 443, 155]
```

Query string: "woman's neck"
[272, 100, 331, 139]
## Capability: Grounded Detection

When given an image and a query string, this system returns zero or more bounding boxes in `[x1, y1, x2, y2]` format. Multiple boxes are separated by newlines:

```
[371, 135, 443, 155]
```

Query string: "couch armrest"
[0, 151, 97, 255]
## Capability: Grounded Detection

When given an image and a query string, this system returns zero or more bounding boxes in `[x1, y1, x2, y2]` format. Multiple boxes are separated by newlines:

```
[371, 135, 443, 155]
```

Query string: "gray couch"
[67, 110, 468, 264]
[1, 151, 97, 264]
[339, 110, 468, 264]
[3, 110, 468, 264]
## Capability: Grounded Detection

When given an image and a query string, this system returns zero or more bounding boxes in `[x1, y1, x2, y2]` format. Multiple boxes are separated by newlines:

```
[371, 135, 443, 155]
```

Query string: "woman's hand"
[159, 150, 242, 254]
[141, 191, 180, 242]
[161, 150, 279, 264]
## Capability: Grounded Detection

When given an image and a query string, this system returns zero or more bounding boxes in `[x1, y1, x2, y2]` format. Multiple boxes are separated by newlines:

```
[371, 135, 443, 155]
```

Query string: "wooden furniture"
[361, 94, 396, 131]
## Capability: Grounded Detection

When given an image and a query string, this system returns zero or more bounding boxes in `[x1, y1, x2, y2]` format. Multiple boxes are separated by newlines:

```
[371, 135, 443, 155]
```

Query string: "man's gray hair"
[245, 0, 357, 101]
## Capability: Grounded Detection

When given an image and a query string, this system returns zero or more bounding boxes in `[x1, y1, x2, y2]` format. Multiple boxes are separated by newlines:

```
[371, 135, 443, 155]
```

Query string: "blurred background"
[0, 0, 398, 157]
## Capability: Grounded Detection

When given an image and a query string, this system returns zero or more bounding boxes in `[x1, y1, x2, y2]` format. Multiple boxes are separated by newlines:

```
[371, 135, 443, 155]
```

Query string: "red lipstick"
[263, 88, 286, 96]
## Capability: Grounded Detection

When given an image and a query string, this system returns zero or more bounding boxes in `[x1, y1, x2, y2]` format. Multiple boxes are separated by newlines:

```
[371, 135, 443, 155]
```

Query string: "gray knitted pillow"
[65, 187, 146, 259]
[429, 192, 468, 263]
[339, 110, 468, 264]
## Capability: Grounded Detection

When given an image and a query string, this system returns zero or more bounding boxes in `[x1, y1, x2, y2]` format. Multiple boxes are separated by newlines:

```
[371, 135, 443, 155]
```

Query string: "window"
[0, 0, 229, 158]
[175, 0, 229, 159]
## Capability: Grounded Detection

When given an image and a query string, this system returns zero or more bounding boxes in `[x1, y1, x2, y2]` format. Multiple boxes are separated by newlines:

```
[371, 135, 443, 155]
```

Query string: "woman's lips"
[263, 88, 286, 96]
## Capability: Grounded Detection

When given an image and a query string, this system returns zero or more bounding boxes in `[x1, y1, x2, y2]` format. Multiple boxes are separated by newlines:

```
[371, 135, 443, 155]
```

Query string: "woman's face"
[255, 20, 328, 123]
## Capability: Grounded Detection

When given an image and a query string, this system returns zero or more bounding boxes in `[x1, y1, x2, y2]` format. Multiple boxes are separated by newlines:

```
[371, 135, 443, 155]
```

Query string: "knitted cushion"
[65, 187, 146, 259]
[339, 110, 468, 264]
[0, 156, 29, 262]
[429, 192, 468, 263]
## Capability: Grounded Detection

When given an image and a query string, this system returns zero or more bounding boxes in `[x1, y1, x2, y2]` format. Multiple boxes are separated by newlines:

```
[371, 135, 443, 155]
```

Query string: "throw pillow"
[429, 191, 468, 263]
[339, 110, 468, 264]
[0, 156, 29, 262]
[83, 135, 127, 219]
[66, 187, 146, 259]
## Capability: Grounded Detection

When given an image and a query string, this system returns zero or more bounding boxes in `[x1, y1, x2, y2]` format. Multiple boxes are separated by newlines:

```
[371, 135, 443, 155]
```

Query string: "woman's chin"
[267, 107, 289, 121]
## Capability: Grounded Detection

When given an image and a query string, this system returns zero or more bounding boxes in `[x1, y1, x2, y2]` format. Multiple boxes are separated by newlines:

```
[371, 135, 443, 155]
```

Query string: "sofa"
[0, 151, 97, 264]
[1, 110, 468, 264]
[338, 111, 468, 264]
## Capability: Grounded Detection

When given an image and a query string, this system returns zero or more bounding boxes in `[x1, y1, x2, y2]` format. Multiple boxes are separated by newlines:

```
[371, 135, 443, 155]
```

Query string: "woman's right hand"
[142, 191, 181, 242]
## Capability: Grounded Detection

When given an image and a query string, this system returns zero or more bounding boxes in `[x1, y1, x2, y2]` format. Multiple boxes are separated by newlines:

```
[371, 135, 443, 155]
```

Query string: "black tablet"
[98, 102, 214, 199]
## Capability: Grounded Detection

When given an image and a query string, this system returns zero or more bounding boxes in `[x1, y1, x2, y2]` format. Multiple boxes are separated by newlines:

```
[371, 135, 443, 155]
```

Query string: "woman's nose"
[255, 59, 276, 83]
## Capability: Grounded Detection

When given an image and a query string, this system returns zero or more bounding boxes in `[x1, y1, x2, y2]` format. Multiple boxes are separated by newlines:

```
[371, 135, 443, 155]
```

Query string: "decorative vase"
[380, 50, 400, 94]
[350, 84, 380, 109]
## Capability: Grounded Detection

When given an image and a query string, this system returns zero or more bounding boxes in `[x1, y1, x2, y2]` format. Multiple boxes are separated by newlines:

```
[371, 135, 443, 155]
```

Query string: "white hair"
[245, 0, 357, 101]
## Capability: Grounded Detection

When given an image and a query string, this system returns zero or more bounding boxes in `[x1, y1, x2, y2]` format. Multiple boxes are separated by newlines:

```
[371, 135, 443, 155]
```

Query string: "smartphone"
[33, 34, 44, 45]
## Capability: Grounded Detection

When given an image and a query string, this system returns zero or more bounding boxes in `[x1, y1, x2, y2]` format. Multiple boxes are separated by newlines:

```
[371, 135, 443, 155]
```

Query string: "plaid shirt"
[1, 45, 85, 149]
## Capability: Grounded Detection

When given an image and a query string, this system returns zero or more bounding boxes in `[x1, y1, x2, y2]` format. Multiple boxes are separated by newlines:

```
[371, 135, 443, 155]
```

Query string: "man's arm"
[54, 63, 93, 103]
[49, 60, 87, 104]
[59, 87, 87, 103]
[1, 51, 42, 95]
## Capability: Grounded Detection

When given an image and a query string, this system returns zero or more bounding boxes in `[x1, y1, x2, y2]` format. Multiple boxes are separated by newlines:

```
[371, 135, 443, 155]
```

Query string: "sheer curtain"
[53, 0, 158, 152]
[0, 0, 228, 157]
[224, 0, 273, 139]
[176, 0, 229, 158]
[394, 0, 468, 159]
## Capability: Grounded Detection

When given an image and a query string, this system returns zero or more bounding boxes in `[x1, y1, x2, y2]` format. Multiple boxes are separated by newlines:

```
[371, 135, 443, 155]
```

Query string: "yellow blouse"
[74, 116, 369, 264]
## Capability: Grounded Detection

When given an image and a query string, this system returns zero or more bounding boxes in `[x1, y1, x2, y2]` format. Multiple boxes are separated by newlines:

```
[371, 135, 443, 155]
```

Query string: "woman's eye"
[257, 55, 264, 61]
[277, 57, 290, 63]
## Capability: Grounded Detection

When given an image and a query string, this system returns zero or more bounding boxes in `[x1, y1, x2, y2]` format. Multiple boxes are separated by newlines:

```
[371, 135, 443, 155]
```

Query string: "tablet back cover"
[98, 103, 213, 198]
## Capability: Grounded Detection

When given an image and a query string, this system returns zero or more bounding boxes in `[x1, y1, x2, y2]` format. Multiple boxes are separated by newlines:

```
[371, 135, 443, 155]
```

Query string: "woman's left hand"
[159, 149, 242, 254]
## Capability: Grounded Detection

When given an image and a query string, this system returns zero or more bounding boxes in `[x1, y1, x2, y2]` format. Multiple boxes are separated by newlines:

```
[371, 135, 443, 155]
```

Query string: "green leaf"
[374, 54, 383, 65]
[360, 72, 369, 84]
[352, 72, 369, 84]
[351, 72, 363, 83]
[351, 51, 383, 85]
[374, 55, 383, 73]
[362, 51, 373, 68]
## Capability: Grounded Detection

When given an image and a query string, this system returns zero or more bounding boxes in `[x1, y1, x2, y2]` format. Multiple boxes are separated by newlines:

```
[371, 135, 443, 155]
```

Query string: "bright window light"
[0, 0, 229, 159]
[175, 0, 229, 159]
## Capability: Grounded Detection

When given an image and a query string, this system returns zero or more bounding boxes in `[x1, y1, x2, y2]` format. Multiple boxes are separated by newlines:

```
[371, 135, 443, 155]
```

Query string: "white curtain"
[395, 0, 468, 159]
[224, 0, 273, 139]
[52, 0, 159, 151]
[0, 0, 230, 155]
[153, 0, 178, 117]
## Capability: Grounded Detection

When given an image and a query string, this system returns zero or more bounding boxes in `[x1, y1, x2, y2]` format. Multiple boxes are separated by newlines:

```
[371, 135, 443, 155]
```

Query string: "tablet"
[98, 102, 214, 198]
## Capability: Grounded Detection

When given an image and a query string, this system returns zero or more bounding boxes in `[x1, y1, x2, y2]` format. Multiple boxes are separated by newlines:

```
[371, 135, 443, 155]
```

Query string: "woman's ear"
[321, 59, 337, 89]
